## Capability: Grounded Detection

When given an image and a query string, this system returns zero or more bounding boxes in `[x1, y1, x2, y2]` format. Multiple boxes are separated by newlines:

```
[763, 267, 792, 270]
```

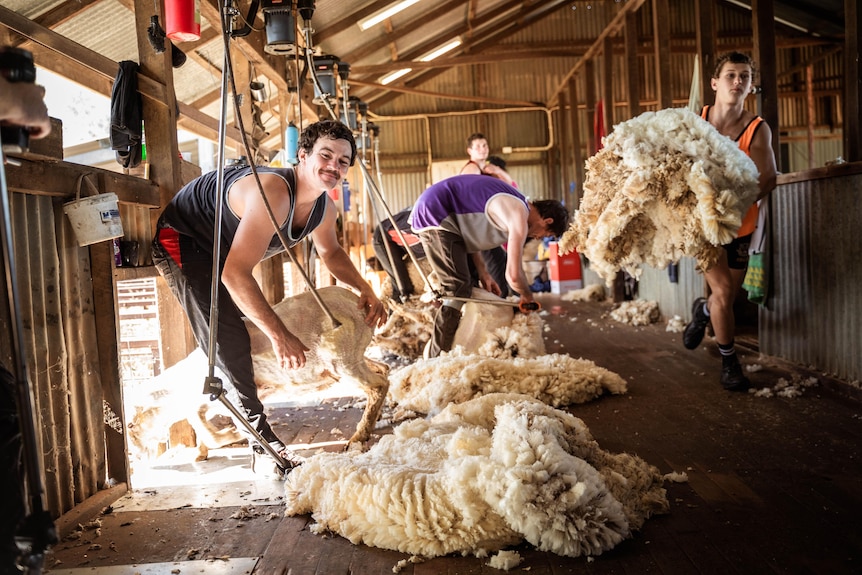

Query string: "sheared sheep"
[371, 287, 544, 364]
[388, 352, 626, 416]
[127, 286, 389, 458]
[559, 107, 760, 285]
[451, 288, 546, 358]
[283, 393, 669, 558]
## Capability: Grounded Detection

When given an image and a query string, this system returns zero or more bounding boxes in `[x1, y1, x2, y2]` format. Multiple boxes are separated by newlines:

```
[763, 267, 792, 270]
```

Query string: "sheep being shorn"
[388, 353, 627, 416]
[559, 107, 760, 285]
[284, 393, 669, 558]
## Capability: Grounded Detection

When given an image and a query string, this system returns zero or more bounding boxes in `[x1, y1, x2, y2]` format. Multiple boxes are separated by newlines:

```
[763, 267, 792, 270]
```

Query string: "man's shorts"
[724, 234, 752, 270]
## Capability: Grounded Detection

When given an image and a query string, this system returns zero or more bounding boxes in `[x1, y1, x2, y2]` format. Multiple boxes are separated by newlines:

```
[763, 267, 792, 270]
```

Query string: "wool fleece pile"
[388, 352, 627, 415]
[560, 107, 760, 284]
[284, 393, 669, 558]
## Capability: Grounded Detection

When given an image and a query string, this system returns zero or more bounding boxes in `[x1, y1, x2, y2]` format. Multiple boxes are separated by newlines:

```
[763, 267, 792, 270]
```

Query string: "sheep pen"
[559, 107, 760, 285]
[283, 393, 669, 559]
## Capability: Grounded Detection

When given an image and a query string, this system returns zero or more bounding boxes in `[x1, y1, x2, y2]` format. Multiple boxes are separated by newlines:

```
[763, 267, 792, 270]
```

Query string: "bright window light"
[359, 0, 422, 31]
[380, 68, 412, 85]
[418, 38, 462, 62]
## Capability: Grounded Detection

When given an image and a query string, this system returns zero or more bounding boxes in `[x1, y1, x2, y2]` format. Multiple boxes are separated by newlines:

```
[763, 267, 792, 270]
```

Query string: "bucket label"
[100, 209, 121, 222]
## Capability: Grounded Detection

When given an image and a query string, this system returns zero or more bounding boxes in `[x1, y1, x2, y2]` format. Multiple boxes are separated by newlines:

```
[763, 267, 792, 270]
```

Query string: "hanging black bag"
[110, 60, 143, 169]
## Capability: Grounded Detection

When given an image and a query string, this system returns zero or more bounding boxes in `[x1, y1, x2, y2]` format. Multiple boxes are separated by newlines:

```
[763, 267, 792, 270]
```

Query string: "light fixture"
[418, 38, 462, 62]
[261, 0, 298, 55]
[358, 0, 422, 31]
[312, 56, 339, 104]
[380, 68, 412, 85]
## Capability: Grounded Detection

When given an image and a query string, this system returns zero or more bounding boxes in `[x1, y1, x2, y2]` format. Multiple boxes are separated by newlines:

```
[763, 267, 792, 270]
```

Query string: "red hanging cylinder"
[165, 0, 201, 43]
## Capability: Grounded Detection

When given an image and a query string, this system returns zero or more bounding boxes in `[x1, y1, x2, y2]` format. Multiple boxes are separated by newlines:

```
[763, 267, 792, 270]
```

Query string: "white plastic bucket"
[63, 175, 124, 246]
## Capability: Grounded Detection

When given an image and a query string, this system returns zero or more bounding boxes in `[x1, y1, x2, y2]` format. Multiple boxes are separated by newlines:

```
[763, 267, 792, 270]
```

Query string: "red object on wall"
[594, 100, 605, 153]
[165, 0, 200, 43]
[548, 242, 582, 282]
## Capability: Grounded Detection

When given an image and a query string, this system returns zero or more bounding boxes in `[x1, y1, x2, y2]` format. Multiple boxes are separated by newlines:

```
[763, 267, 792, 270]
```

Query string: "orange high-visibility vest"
[701, 105, 763, 238]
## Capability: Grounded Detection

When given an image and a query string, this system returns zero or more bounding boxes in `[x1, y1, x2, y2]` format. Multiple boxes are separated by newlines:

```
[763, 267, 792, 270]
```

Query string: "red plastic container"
[165, 0, 200, 43]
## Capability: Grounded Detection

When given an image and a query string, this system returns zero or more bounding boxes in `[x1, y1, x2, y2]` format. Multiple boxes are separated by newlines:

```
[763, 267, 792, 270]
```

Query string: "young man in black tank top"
[152, 120, 386, 472]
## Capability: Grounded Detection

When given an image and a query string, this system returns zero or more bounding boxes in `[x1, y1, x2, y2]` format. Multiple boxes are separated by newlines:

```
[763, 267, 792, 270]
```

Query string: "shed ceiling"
[0, 0, 848, 155]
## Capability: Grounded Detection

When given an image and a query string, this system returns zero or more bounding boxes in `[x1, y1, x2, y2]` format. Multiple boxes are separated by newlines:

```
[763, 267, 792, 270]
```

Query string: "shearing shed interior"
[1, 0, 860, 574]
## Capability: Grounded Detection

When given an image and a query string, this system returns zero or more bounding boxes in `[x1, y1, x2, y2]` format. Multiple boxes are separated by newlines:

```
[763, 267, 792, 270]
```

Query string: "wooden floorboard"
[45, 295, 862, 575]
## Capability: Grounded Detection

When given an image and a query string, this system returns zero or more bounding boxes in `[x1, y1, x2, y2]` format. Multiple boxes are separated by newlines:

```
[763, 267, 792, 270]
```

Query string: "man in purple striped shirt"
[410, 174, 569, 357]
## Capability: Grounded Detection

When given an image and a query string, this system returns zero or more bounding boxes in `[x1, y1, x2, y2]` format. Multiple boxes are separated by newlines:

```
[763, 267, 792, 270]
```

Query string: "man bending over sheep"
[409, 174, 569, 357]
[682, 52, 777, 391]
[152, 120, 387, 473]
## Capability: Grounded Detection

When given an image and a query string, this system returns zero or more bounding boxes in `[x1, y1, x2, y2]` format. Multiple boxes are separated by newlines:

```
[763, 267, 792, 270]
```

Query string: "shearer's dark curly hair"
[533, 199, 571, 239]
[299, 119, 357, 166]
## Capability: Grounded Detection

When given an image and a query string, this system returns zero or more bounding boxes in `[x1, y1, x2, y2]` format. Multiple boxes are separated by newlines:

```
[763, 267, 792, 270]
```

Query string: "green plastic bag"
[742, 252, 765, 304]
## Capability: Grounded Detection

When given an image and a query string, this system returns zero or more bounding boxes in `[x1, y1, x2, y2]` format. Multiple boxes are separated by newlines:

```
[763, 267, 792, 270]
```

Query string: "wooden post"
[752, 0, 780, 170]
[625, 10, 640, 119]
[603, 36, 614, 136]
[695, 0, 716, 108]
[652, 0, 673, 110]
[845, 0, 861, 162]
[132, 0, 189, 374]
[559, 89, 571, 205]
[585, 60, 598, 155]
[567, 76, 584, 209]
[806, 64, 815, 169]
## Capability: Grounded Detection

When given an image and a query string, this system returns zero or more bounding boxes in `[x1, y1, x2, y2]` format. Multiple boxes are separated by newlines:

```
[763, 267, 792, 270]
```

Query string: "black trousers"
[151, 230, 281, 446]
[1, 363, 23, 571]
[419, 229, 475, 357]
[372, 226, 415, 300]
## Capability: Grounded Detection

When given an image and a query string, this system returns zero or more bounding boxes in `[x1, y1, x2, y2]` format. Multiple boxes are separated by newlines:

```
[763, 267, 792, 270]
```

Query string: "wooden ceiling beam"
[548, 0, 647, 108]
[362, 0, 570, 109]
[348, 78, 540, 108]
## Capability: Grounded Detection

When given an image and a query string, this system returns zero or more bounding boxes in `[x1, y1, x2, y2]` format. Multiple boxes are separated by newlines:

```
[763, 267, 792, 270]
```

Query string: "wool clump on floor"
[283, 393, 669, 559]
[562, 284, 606, 302]
[609, 300, 661, 326]
[388, 352, 627, 415]
[558, 107, 760, 284]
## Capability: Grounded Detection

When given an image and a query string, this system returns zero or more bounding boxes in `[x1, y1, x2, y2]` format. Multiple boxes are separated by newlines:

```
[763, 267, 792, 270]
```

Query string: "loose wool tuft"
[562, 284, 607, 302]
[284, 394, 669, 558]
[388, 353, 627, 415]
[559, 108, 760, 284]
[609, 300, 661, 326]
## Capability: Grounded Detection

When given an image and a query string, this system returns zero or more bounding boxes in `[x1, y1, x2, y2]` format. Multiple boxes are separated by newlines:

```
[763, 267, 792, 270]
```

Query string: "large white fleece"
[559, 107, 760, 284]
[284, 393, 669, 558]
[389, 352, 627, 416]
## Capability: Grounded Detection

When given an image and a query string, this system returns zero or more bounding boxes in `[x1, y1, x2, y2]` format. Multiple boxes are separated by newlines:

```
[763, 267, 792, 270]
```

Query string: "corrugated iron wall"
[636, 258, 705, 321]
[1, 193, 107, 518]
[760, 169, 862, 382]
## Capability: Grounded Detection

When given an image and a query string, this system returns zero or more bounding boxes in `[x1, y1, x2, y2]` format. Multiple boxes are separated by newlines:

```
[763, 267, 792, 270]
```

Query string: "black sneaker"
[720, 360, 751, 392]
[683, 297, 710, 350]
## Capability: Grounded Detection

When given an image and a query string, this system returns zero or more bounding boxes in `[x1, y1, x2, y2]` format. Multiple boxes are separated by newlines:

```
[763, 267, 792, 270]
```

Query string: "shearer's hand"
[274, 331, 309, 370]
[518, 300, 541, 313]
[359, 289, 387, 328]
